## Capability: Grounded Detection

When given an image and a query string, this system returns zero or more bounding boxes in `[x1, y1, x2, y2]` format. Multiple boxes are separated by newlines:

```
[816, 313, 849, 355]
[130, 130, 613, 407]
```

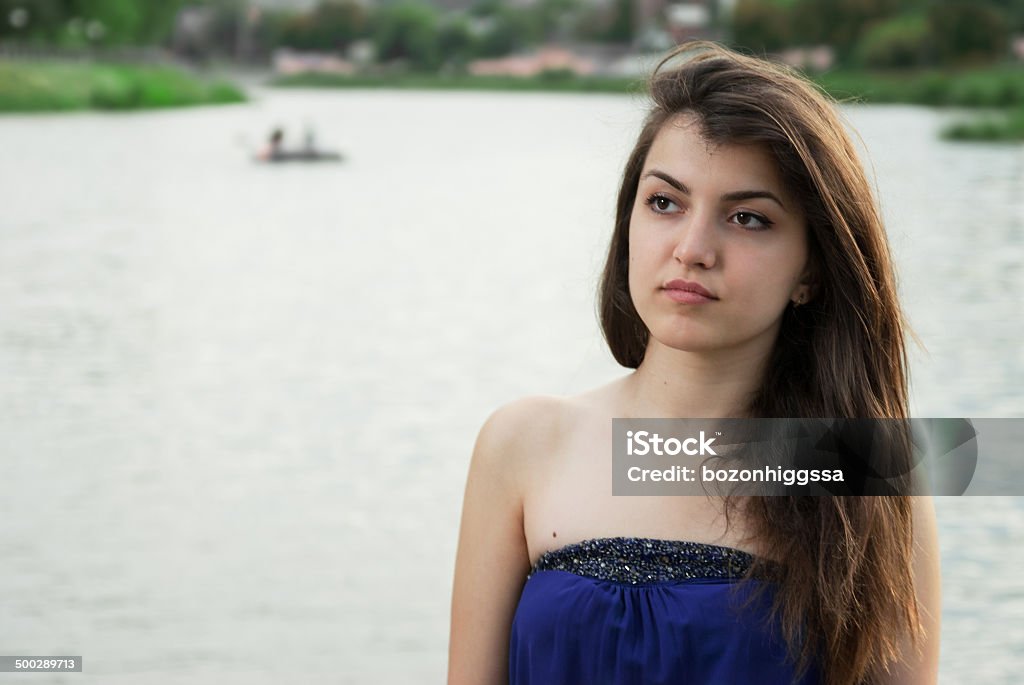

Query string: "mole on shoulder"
[552, 531, 557, 538]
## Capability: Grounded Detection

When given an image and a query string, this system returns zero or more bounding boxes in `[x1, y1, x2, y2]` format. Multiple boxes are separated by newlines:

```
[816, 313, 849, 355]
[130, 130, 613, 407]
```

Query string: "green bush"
[814, 67, 1024, 108]
[537, 67, 575, 83]
[89, 73, 143, 109]
[372, 2, 441, 70]
[912, 73, 949, 106]
[928, 0, 1010, 66]
[0, 62, 245, 113]
[942, 108, 1024, 141]
[945, 70, 1024, 107]
[208, 81, 247, 104]
[854, 13, 931, 69]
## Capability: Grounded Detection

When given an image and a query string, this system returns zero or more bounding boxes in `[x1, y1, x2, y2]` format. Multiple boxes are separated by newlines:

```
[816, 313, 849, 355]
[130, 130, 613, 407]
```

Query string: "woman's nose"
[671, 210, 718, 269]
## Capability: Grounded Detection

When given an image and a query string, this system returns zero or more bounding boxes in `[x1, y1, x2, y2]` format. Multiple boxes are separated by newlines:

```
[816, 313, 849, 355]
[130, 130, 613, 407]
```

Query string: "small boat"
[254, 128, 343, 163]
[257, 148, 343, 163]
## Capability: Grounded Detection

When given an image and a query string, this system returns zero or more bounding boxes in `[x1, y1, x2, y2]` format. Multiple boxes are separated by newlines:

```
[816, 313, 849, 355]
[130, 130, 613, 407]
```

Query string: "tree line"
[734, 0, 1024, 68]
[0, 0, 634, 64]
[2, 0, 1022, 70]
[0, 0, 186, 46]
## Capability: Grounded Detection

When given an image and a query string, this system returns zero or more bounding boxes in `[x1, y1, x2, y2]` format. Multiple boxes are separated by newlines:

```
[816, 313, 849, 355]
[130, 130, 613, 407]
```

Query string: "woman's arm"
[878, 495, 942, 684]
[448, 400, 543, 685]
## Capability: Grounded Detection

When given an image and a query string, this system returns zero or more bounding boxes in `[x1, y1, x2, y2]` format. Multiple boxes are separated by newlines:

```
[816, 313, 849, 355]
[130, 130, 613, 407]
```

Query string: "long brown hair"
[598, 41, 921, 685]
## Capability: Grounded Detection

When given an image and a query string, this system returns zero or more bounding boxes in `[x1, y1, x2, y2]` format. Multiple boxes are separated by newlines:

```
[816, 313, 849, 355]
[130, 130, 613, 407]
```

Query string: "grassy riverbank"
[816, 67, 1024, 108]
[941, 108, 1024, 141]
[272, 69, 642, 94]
[0, 61, 245, 112]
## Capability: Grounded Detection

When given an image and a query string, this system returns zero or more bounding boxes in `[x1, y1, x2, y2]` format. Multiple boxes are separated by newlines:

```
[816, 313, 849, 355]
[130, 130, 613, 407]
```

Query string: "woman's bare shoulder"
[477, 395, 572, 457]
[477, 378, 629, 464]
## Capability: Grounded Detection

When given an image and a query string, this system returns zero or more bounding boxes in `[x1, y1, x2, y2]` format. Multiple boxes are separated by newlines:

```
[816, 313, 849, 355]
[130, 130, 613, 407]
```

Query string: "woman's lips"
[662, 279, 717, 303]
[663, 288, 716, 304]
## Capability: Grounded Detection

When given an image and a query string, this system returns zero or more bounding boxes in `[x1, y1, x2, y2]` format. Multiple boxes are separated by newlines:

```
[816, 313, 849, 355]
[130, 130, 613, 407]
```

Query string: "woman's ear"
[792, 262, 818, 306]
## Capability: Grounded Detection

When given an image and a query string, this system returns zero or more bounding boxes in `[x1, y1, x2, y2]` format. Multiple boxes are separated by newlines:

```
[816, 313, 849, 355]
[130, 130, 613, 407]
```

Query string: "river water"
[1, 87, 1022, 683]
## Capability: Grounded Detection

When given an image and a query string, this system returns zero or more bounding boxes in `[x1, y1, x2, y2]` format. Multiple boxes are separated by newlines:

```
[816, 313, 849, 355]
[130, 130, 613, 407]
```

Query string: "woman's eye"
[645, 194, 679, 214]
[731, 211, 774, 230]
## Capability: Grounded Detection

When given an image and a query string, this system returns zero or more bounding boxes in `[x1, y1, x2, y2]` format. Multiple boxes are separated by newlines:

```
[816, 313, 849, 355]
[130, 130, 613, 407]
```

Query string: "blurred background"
[2, 1, 1023, 683]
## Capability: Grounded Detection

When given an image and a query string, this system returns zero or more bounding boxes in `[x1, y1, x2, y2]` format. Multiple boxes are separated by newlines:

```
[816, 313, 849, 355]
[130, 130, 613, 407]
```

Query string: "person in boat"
[257, 126, 340, 162]
[448, 40, 940, 685]
[258, 128, 284, 162]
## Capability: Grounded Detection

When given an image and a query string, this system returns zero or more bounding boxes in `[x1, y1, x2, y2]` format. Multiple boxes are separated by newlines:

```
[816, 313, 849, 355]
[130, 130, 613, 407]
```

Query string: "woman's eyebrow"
[721, 189, 787, 211]
[642, 169, 787, 211]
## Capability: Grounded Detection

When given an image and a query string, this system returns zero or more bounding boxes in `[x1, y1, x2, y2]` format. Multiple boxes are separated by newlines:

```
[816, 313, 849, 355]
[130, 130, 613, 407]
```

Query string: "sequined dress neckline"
[511, 537, 817, 684]
[528, 536, 762, 585]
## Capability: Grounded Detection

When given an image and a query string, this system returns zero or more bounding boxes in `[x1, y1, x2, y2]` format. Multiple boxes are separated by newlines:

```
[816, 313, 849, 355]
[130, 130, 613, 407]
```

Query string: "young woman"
[448, 41, 941, 685]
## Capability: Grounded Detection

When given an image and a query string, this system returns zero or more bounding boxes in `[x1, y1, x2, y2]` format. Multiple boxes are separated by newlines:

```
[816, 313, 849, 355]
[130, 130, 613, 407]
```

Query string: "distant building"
[665, 2, 714, 42]
[1014, 34, 1024, 61]
[776, 45, 834, 72]
[634, 0, 728, 47]
[468, 46, 597, 77]
[273, 48, 356, 75]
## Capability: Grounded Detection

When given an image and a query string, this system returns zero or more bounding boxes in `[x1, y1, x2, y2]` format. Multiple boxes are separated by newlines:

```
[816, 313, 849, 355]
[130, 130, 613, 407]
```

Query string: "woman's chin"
[648, 333, 722, 354]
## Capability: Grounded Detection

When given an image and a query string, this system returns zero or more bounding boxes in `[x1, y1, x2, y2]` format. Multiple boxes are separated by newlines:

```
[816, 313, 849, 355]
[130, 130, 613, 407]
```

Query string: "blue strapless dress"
[509, 537, 820, 685]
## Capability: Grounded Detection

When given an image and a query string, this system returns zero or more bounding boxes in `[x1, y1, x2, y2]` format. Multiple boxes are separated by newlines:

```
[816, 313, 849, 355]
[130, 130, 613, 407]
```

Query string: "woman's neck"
[623, 340, 769, 418]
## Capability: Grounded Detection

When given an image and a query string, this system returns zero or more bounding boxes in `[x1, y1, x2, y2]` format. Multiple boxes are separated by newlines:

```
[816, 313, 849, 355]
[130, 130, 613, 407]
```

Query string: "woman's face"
[628, 113, 812, 358]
